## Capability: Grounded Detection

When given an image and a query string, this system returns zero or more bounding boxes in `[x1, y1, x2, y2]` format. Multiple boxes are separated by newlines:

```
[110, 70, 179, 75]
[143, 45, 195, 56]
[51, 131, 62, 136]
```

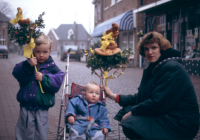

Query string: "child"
[65, 81, 111, 140]
[12, 34, 65, 140]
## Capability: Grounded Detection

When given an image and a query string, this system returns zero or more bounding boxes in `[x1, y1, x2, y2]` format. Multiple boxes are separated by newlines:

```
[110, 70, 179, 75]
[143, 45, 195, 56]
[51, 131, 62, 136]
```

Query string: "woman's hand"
[103, 85, 116, 101]
[121, 111, 132, 122]
[101, 128, 108, 134]
[35, 72, 43, 81]
[68, 116, 75, 125]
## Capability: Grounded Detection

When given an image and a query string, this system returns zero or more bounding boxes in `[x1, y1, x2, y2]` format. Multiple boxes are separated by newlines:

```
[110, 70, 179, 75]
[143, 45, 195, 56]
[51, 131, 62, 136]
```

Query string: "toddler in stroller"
[65, 81, 111, 140]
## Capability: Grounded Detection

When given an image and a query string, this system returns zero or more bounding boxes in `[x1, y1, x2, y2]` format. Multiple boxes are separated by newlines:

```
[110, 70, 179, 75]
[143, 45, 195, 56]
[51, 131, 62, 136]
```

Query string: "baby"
[65, 81, 111, 140]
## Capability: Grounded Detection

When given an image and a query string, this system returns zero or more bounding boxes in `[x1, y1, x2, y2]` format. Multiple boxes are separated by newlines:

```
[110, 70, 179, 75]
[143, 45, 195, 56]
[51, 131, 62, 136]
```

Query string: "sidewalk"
[0, 54, 200, 140]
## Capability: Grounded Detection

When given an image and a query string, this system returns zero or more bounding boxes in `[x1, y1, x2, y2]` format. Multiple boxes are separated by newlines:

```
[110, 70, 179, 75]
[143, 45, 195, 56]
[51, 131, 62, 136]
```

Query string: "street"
[0, 53, 200, 140]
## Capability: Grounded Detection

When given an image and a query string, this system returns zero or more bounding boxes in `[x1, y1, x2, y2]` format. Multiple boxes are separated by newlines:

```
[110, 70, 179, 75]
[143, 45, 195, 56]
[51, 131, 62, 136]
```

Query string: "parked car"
[60, 45, 81, 61]
[0, 45, 8, 59]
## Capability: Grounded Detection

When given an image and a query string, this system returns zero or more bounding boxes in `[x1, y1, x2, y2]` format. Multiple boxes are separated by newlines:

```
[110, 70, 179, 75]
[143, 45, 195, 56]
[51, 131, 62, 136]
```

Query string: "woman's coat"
[116, 49, 199, 139]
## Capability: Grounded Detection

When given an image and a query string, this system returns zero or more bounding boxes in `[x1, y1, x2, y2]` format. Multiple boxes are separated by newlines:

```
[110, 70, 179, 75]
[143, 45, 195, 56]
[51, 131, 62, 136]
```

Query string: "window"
[98, 1, 101, 20]
[80, 43, 85, 50]
[65, 43, 68, 45]
[122, 32, 128, 49]
[95, 5, 97, 23]
[104, 0, 109, 10]
[111, 0, 115, 6]
[49, 36, 53, 42]
[159, 14, 166, 25]
[128, 32, 133, 48]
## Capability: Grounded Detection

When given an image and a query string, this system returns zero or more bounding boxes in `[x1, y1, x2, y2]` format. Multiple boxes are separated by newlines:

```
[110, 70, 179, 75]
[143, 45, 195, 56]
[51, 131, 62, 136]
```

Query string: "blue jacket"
[65, 95, 111, 138]
[12, 56, 65, 110]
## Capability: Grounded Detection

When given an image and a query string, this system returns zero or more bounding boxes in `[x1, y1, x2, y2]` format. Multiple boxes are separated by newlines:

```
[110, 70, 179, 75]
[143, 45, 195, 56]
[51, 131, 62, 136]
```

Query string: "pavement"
[0, 53, 199, 140]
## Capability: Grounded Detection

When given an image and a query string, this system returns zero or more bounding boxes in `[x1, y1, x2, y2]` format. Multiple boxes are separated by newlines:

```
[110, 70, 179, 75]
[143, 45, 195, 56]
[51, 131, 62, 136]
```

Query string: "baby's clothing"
[65, 95, 111, 138]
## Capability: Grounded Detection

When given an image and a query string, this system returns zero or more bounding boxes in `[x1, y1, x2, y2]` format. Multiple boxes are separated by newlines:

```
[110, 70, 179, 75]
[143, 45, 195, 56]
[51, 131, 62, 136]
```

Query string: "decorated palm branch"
[83, 23, 134, 91]
[8, 7, 45, 93]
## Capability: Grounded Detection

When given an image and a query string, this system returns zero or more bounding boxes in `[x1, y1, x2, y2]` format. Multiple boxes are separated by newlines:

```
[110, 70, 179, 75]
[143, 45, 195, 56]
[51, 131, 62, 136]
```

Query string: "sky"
[5, 0, 94, 35]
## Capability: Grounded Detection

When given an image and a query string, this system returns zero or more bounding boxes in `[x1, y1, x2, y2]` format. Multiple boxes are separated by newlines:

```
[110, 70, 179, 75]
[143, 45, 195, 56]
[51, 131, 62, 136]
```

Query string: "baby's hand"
[101, 128, 108, 134]
[29, 57, 37, 66]
[35, 72, 43, 81]
[68, 116, 75, 125]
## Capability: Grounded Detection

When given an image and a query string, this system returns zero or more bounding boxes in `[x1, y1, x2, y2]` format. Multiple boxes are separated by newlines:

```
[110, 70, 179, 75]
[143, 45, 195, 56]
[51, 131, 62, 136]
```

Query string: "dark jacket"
[12, 56, 65, 110]
[115, 48, 199, 139]
[65, 95, 111, 138]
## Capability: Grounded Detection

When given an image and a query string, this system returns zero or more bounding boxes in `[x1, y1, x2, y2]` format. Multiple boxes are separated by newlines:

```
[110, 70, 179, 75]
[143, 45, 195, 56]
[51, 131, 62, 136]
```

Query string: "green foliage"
[83, 48, 134, 72]
[7, 12, 45, 47]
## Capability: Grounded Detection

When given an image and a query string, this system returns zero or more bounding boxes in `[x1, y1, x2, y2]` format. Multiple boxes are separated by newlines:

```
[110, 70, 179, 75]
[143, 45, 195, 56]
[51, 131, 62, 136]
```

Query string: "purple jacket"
[12, 56, 65, 110]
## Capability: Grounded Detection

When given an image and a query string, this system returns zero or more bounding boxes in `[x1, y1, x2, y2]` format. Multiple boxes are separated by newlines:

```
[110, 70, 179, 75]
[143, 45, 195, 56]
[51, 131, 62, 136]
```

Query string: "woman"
[104, 31, 199, 139]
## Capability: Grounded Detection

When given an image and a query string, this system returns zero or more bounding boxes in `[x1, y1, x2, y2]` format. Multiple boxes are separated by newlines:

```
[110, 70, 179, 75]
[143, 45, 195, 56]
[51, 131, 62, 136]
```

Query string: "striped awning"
[92, 10, 134, 37]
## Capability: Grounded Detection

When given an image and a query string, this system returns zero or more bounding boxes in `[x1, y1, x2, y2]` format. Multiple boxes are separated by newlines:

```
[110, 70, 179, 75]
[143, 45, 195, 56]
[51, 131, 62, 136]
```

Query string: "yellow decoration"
[23, 38, 35, 58]
[9, 8, 23, 25]
[27, 36, 30, 38]
[100, 32, 115, 51]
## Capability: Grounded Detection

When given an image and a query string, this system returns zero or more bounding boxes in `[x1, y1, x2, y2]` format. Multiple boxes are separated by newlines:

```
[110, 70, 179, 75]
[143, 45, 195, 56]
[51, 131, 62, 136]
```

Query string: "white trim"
[117, 0, 122, 3]
[51, 29, 59, 40]
[133, 0, 172, 13]
[104, 7, 109, 11]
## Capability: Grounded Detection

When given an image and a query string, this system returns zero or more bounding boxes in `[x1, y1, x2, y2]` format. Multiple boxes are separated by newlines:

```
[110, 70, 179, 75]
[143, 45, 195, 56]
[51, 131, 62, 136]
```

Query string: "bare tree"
[0, 0, 14, 18]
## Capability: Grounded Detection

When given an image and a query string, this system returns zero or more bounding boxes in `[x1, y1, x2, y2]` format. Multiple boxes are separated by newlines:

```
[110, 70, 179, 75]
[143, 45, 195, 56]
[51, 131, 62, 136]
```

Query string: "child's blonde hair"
[85, 81, 100, 92]
[34, 34, 52, 49]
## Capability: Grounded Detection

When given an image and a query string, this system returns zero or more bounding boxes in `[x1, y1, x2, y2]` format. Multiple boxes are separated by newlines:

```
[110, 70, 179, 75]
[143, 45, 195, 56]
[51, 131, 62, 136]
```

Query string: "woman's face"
[144, 42, 161, 63]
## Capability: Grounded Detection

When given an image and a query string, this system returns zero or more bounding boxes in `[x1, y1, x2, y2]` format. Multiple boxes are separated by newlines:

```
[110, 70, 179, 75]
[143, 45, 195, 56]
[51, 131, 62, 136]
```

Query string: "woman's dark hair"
[137, 31, 172, 57]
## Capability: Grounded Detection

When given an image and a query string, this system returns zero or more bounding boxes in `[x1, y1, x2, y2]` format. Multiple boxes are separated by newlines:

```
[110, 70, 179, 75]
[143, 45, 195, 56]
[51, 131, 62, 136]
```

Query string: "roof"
[54, 24, 90, 41]
[0, 12, 10, 22]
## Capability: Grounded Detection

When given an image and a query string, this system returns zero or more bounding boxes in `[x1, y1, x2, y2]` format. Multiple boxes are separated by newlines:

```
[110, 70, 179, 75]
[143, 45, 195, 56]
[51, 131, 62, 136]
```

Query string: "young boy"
[65, 81, 111, 140]
[12, 34, 65, 140]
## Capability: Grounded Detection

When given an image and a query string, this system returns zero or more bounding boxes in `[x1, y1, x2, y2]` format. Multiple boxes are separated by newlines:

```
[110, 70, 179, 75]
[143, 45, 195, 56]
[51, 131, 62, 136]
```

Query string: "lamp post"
[2, 22, 6, 45]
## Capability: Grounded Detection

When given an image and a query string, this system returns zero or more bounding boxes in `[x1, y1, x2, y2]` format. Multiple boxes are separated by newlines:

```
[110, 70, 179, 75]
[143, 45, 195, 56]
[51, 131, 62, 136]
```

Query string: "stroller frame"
[56, 48, 107, 140]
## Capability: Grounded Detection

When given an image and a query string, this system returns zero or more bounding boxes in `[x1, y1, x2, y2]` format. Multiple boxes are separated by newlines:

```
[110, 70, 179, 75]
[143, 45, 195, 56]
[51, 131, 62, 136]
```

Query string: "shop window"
[65, 43, 68, 45]
[128, 32, 133, 48]
[159, 14, 166, 25]
[122, 32, 128, 49]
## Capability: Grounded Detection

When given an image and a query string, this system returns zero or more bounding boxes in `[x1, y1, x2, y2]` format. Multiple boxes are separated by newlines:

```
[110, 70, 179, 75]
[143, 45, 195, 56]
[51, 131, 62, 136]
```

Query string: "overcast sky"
[5, 0, 94, 35]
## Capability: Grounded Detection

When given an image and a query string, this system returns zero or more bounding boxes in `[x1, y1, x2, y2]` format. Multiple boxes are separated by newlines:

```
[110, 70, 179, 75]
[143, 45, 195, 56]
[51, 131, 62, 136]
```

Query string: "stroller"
[56, 48, 107, 140]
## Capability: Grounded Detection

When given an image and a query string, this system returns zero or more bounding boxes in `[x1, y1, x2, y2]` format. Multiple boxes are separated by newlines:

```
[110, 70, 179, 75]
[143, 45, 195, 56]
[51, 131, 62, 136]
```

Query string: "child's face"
[84, 84, 100, 104]
[33, 43, 52, 63]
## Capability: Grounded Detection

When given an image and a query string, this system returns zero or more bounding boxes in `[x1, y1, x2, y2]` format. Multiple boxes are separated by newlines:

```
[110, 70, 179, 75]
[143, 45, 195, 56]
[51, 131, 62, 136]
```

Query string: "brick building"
[92, 0, 145, 67]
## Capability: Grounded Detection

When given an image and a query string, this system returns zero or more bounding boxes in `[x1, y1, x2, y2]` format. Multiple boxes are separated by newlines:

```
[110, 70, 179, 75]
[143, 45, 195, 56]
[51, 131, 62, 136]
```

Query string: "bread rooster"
[95, 23, 121, 56]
